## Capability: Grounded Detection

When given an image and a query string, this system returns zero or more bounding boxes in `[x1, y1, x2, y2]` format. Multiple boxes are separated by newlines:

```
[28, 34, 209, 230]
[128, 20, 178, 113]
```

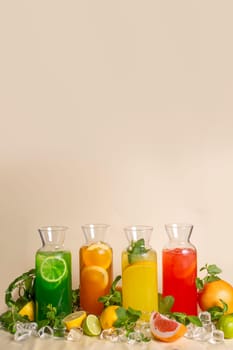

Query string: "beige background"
[0, 1, 233, 311]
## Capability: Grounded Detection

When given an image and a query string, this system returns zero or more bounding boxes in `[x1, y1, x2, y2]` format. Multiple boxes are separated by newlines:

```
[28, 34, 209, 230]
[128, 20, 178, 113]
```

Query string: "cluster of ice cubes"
[185, 311, 224, 344]
[12, 311, 226, 344]
[13, 321, 83, 342]
[100, 321, 152, 344]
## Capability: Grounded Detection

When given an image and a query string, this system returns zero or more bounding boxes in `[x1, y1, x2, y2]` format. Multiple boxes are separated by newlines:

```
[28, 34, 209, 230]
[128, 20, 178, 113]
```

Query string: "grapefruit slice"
[150, 312, 186, 342]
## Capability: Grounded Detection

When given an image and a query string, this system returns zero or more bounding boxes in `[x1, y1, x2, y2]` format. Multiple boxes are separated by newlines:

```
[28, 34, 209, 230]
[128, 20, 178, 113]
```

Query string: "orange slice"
[150, 312, 187, 342]
[81, 265, 109, 289]
[82, 243, 112, 269]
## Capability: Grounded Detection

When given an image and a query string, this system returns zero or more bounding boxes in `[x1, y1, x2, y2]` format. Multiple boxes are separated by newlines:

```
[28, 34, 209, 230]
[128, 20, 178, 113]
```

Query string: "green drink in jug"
[35, 226, 72, 321]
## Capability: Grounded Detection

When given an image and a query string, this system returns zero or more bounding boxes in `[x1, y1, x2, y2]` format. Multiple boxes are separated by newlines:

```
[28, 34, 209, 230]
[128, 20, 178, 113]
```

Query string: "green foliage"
[127, 239, 149, 263]
[196, 264, 222, 290]
[114, 307, 141, 334]
[72, 288, 80, 312]
[158, 293, 174, 314]
[158, 293, 201, 326]
[98, 275, 122, 307]
[0, 307, 30, 334]
[207, 300, 228, 322]
[5, 268, 35, 308]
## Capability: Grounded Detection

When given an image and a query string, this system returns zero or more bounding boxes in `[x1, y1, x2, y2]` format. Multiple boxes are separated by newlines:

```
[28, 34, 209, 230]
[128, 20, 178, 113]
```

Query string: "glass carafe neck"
[165, 223, 193, 243]
[81, 224, 109, 244]
[124, 225, 153, 248]
[38, 226, 67, 250]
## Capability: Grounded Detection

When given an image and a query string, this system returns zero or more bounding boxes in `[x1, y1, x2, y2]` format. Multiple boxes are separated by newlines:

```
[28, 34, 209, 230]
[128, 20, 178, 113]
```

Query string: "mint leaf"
[127, 239, 149, 264]
[158, 293, 174, 314]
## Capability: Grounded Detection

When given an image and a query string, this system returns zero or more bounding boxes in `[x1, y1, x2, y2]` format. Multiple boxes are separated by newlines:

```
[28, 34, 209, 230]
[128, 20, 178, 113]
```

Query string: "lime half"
[40, 256, 67, 283]
[83, 314, 101, 336]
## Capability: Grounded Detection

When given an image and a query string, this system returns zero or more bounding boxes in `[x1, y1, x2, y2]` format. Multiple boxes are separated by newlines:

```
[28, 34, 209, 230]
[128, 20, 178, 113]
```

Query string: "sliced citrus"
[99, 305, 119, 329]
[63, 310, 87, 331]
[40, 256, 67, 283]
[80, 266, 109, 314]
[81, 265, 109, 288]
[82, 314, 102, 336]
[18, 300, 35, 321]
[82, 243, 112, 269]
[150, 311, 187, 342]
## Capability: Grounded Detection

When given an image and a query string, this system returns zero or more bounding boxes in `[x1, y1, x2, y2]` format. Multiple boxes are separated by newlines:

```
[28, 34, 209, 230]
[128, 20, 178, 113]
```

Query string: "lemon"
[18, 300, 35, 321]
[82, 314, 102, 336]
[63, 310, 87, 331]
[217, 314, 233, 339]
[40, 256, 67, 283]
[99, 305, 119, 329]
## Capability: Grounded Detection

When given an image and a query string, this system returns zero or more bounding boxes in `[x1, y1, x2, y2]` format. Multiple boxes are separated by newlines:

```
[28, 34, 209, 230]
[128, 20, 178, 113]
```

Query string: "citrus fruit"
[82, 314, 102, 336]
[81, 265, 109, 288]
[217, 313, 233, 338]
[80, 266, 109, 315]
[82, 243, 112, 269]
[18, 300, 34, 321]
[198, 279, 233, 313]
[63, 310, 87, 331]
[40, 256, 67, 283]
[150, 311, 187, 342]
[99, 305, 119, 329]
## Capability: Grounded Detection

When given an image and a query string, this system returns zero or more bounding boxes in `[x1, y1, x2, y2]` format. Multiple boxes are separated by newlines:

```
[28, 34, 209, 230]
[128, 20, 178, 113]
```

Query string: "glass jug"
[122, 225, 158, 320]
[162, 223, 197, 315]
[79, 224, 113, 315]
[35, 226, 72, 322]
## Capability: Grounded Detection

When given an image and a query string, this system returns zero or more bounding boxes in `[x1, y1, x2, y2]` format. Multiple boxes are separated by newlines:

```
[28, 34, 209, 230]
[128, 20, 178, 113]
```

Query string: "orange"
[82, 243, 112, 269]
[150, 311, 186, 342]
[80, 266, 109, 315]
[198, 279, 233, 313]
[81, 266, 108, 288]
[99, 305, 119, 329]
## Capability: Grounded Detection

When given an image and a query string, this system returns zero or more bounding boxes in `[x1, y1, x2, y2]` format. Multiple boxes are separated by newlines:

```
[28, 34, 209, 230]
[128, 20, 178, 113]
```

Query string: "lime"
[63, 311, 87, 331]
[82, 314, 101, 336]
[217, 314, 233, 339]
[40, 256, 67, 283]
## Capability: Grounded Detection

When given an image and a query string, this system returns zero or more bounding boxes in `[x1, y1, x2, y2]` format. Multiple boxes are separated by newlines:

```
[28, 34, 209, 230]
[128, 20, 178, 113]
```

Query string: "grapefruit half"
[150, 312, 186, 342]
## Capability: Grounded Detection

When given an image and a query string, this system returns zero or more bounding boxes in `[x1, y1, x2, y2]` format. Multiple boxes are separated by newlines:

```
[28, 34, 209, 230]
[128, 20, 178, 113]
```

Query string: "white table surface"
[1, 330, 233, 350]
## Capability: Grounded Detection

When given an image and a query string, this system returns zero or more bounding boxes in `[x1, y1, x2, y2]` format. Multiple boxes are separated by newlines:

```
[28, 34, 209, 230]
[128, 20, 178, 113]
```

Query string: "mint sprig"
[127, 239, 149, 264]
[196, 264, 222, 290]
[98, 275, 122, 307]
[113, 307, 141, 334]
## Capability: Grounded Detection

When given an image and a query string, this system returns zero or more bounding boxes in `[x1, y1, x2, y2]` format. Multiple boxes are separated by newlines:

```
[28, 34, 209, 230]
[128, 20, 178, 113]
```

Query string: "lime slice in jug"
[83, 314, 102, 336]
[40, 256, 67, 283]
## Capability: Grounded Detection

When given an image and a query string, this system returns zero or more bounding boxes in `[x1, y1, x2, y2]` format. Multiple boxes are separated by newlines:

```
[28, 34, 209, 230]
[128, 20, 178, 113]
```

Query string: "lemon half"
[63, 310, 87, 331]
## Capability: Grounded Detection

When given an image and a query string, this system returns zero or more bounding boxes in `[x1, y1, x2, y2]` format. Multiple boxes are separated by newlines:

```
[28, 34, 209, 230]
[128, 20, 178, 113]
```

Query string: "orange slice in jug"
[82, 243, 112, 269]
